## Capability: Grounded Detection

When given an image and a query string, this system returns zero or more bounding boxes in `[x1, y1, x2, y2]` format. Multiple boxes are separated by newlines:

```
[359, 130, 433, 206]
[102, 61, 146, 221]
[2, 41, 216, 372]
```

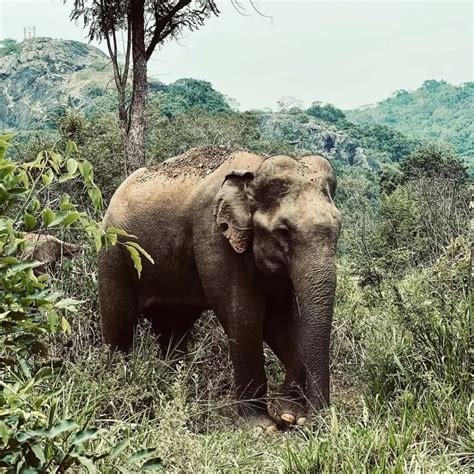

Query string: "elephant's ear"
[214, 170, 254, 253]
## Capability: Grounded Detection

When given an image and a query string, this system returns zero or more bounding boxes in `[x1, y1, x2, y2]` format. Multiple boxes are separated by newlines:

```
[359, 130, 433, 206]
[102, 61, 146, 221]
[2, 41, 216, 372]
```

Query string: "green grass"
[41, 237, 472, 472]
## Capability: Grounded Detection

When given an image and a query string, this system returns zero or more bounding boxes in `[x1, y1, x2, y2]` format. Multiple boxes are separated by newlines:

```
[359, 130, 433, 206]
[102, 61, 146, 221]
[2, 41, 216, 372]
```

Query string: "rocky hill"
[258, 113, 371, 169]
[1, 37, 444, 172]
[0, 37, 113, 129]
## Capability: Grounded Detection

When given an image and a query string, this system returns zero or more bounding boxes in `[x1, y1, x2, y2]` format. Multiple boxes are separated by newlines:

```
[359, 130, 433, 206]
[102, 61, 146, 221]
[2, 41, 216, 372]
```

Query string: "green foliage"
[0, 39, 21, 58]
[399, 143, 468, 184]
[364, 237, 470, 403]
[147, 108, 260, 163]
[341, 121, 419, 163]
[306, 102, 346, 124]
[343, 144, 470, 281]
[347, 80, 474, 162]
[157, 78, 232, 117]
[0, 133, 154, 470]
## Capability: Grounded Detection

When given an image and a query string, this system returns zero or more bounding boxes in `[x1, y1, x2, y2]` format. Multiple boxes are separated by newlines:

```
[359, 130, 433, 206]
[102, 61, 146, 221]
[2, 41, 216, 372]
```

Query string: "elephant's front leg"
[200, 265, 277, 431]
[217, 295, 278, 432]
[264, 292, 307, 427]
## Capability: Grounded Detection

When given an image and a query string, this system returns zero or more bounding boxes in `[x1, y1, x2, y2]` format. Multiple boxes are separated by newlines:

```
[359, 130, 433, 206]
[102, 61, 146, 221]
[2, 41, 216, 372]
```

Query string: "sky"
[0, 0, 472, 110]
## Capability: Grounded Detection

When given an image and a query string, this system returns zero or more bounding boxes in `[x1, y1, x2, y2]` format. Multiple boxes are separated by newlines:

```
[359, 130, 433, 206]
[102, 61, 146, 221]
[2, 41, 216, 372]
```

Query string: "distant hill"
[0, 37, 115, 129]
[0, 37, 231, 130]
[2, 37, 456, 174]
[346, 80, 473, 160]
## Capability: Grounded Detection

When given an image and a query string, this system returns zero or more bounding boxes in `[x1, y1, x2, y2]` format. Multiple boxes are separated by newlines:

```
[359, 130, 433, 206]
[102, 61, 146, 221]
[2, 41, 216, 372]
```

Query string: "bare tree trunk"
[126, 0, 148, 173]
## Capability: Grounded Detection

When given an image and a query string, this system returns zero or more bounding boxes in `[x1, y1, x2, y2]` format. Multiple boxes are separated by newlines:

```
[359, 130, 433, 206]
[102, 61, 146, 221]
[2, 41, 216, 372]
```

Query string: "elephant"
[98, 146, 341, 431]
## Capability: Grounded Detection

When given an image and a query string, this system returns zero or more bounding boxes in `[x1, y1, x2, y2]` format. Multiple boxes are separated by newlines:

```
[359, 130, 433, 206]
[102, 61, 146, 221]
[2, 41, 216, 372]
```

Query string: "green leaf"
[30, 443, 46, 466]
[142, 457, 165, 471]
[42, 208, 55, 227]
[62, 211, 81, 227]
[71, 428, 101, 445]
[109, 440, 129, 460]
[41, 169, 54, 186]
[87, 187, 103, 210]
[23, 212, 37, 231]
[61, 317, 72, 335]
[106, 227, 132, 237]
[125, 244, 142, 277]
[66, 158, 78, 175]
[48, 310, 59, 332]
[127, 448, 158, 464]
[66, 140, 78, 155]
[45, 419, 79, 439]
[125, 241, 154, 265]
[0, 420, 11, 445]
[80, 160, 93, 180]
[30, 197, 41, 212]
[56, 298, 80, 310]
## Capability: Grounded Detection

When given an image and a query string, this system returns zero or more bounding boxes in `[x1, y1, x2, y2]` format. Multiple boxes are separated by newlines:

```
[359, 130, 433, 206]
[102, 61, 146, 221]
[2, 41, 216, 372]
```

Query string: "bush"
[0, 39, 20, 58]
[0, 133, 157, 471]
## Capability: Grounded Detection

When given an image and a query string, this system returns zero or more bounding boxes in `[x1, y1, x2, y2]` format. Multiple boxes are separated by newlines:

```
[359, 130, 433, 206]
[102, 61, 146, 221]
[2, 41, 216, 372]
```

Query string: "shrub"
[0, 39, 21, 58]
[0, 133, 157, 471]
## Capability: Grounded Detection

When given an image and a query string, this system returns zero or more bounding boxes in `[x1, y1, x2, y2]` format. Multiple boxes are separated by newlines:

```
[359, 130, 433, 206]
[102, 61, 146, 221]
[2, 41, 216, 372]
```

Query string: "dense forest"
[0, 37, 471, 471]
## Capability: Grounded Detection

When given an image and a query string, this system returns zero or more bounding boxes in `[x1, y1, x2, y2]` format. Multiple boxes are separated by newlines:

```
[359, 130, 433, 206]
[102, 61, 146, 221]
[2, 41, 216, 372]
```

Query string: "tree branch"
[146, 0, 192, 60]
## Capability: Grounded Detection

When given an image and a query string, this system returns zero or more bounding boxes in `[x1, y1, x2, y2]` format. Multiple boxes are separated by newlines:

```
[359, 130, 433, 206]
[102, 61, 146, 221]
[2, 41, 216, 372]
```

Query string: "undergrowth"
[1, 132, 471, 472]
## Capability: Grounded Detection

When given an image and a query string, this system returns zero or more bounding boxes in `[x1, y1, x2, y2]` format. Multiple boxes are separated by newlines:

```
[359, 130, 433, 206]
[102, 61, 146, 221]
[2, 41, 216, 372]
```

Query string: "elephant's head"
[214, 154, 341, 410]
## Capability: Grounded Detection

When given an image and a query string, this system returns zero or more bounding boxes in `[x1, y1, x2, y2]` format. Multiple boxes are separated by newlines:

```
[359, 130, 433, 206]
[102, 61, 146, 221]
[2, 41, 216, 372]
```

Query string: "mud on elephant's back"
[148, 146, 233, 180]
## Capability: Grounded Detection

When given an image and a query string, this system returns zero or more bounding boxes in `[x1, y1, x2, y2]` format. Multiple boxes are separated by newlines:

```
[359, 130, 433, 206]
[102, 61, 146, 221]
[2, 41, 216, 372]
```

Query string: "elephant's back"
[103, 147, 264, 228]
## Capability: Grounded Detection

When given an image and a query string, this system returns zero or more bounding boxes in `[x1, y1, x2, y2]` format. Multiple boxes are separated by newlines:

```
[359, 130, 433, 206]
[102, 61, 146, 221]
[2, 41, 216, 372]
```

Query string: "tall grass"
[40, 236, 471, 472]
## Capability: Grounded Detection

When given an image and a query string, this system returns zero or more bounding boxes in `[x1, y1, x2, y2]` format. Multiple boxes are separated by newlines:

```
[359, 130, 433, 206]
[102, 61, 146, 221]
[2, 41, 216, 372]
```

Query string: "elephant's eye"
[275, 224, 290, 242]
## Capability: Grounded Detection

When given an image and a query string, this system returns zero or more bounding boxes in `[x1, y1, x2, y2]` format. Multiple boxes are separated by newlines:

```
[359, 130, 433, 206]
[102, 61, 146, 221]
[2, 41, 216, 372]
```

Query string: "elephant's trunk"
[291, 244, 337, 411]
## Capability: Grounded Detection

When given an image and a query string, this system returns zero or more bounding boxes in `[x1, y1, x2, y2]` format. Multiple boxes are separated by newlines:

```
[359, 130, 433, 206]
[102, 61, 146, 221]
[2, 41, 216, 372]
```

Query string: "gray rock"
[259, 114, 371, 169]
[0, 37, 113, 130]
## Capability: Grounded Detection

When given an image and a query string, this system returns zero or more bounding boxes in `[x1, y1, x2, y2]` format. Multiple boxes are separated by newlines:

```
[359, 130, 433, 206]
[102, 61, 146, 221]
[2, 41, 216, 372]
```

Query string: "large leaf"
[124, 241, 154, 265]
[23, 212, 37, 231]
[45, 419, 79, 439]
[108, 440, 129, 460]
[70, 428, 101, 445]
[42, 208, 56, 227]
[127, 448, 158, 464]
[66, 158, 78, 175]
[142, 457, 165, 471]
[125, 245, 143, 277]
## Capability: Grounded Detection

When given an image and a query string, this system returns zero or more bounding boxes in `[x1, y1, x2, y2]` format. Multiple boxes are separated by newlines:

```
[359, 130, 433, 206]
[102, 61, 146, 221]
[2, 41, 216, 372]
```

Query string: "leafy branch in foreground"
[0, 133, 158, 471]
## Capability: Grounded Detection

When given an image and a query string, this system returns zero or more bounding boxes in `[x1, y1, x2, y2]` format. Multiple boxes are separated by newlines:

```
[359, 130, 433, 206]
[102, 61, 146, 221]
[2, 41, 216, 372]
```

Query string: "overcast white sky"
[0, 1, 472, 110]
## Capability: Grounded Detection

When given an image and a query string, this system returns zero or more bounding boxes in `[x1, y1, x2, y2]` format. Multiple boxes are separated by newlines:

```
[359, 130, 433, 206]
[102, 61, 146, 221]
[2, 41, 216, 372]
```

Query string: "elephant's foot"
[243, 413, 279, 433]
[273, 397, 307, 427]
[238, 402, 279, 432]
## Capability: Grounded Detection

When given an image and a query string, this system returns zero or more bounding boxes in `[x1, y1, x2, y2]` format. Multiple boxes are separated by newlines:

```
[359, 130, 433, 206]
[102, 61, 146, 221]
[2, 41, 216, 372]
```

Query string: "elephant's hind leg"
[147, 307, 201, 357]
[98, 246, 139, 352]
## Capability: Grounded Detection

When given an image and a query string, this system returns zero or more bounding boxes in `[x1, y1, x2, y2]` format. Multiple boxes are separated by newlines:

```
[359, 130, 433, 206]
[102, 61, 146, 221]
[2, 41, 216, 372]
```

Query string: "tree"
[160, 78, 232, 117]
[400, 144, 468, 185]
[69, 0, 219, 173]
[0, 39, 21, 57]
[306, 102, 346, 124]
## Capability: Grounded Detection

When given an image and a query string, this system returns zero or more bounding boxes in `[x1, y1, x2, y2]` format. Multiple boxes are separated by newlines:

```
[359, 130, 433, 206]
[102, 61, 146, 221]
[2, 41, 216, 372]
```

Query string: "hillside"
[0, 37, 114, 129]
[347, 80, 473, 159]
[2, 38, 465, 175]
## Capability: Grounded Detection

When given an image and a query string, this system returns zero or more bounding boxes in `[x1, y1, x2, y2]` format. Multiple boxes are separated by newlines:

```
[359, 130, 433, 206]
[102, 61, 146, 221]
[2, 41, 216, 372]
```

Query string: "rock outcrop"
[259, 114, 369, 168]
[0, 37, 113, 129]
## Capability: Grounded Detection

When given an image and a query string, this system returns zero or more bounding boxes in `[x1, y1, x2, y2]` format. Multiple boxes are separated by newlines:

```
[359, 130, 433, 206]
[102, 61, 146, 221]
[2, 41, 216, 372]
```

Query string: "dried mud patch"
[139, 146, 233, 183]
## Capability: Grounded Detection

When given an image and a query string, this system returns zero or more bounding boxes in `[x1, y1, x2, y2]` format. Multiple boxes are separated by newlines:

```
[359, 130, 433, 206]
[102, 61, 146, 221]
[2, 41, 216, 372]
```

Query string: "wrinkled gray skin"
[99, 147, 341, 431]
